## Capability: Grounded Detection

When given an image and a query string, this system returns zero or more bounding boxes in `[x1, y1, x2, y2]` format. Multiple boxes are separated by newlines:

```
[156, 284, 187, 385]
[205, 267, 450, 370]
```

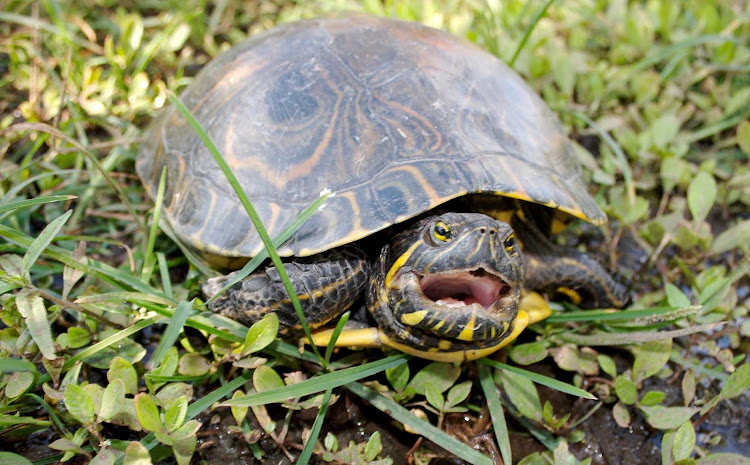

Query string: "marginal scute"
[137, 14, 606, 260]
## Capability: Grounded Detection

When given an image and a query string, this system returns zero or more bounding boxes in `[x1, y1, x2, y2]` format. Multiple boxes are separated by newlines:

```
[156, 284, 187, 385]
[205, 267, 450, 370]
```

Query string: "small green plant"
[1, 1, 749, 464]
[133, 393, 199, 465]
[321, 431, 393, 465]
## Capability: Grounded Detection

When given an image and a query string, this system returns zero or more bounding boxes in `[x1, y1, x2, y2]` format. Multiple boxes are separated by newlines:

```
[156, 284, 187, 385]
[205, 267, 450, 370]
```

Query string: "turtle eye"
[504, 234, 516, 252]
[432, 221, 452, 242]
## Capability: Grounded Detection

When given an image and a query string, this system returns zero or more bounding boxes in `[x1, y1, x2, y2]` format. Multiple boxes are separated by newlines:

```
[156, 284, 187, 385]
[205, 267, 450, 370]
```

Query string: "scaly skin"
[203, 212, 625, 360]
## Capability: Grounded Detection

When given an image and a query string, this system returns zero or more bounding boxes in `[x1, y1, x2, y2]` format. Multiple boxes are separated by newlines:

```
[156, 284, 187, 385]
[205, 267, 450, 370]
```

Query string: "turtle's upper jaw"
[418, 268, 516, 314]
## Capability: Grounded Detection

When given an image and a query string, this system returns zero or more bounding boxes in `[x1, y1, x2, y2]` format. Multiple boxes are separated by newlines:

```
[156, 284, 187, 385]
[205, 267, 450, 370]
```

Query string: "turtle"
[137, 14, 626, 362]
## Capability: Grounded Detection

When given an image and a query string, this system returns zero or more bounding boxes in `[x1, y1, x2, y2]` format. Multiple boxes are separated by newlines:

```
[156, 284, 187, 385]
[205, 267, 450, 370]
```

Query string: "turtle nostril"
[489, 229, 495, 235]
[480, 228, 486, 234]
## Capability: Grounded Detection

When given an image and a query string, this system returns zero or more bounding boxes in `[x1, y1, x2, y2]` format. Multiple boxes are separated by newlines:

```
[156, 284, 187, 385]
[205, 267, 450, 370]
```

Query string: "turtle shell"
[137, 14, 605, 261]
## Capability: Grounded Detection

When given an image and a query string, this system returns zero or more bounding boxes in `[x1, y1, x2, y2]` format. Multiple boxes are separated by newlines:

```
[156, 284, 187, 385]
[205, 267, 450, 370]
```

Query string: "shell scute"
[137, 15, 604, 260]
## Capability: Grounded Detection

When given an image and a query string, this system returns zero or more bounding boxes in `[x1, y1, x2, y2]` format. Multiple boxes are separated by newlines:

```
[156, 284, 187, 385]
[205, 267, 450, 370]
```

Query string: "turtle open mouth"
[419, 269, 513, 311]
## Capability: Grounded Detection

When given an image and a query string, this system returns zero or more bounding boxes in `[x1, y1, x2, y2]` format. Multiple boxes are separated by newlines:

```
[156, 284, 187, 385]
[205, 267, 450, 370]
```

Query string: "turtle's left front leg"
[513, 214, 628, 309]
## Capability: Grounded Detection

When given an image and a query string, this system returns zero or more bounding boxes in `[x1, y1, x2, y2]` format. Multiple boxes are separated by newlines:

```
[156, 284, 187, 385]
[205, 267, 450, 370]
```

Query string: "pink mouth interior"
[420, 270, 509, 310]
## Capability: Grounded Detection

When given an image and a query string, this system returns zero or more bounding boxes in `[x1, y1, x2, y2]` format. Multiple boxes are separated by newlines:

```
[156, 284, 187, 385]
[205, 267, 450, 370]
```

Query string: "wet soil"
[190, 357, 749, 465]
[3, 355, 747, 464]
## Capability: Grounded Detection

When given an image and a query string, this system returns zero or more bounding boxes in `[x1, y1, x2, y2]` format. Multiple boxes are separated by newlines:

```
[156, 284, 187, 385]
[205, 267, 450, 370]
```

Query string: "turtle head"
[367, 213, 525, 359]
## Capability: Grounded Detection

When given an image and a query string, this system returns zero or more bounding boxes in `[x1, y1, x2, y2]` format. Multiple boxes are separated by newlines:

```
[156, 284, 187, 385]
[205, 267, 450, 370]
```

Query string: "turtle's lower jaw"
[418, 268, 517, 314]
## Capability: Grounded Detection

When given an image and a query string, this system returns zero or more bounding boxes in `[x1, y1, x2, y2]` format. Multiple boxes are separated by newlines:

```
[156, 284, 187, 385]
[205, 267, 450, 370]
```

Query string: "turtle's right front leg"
[202, 247, 370, 331]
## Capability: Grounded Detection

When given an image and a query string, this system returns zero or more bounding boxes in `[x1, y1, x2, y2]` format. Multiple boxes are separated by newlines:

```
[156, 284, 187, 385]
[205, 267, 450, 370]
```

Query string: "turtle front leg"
[202, 247, 370, 331]
[513, 215, 628, 309]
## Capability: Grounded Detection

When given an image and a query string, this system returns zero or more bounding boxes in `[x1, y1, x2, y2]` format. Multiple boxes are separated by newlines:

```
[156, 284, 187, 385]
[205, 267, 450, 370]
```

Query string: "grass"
[1, 1, 749, 464]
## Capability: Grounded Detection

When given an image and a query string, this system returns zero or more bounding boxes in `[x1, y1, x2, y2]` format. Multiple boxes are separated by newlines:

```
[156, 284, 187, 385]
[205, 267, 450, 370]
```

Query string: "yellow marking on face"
[432, 320, 445, 330]
[400, 310, 428, 326]
[456, 313, 477, 341]
[385, 241, 421, 288]
[423, 225, 480, 270]
[438, 340, 452, 351]
[490, 326, 496, 339]
[555, 286, 583, 305]
[465, 231, 485, 263]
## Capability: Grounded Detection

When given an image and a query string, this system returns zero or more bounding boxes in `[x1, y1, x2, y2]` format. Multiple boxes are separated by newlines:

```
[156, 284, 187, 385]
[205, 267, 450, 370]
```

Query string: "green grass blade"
[55, 235, 136, 272]
[508, 0, 555, 67]
[480, 359, 597, 400]
[168, 92, 325, 362]
[205, 193, 329, 304]
[187, 372, 254, 418]
[477, 362, 511, 465]
[21, 209, 72, 277]
[1, 169, 77, 204]
[685, 107, 750, 144]
[669, 351, 728, 382]
[223, 354, 408, 407]
[149, 301, 333, 366]
[143, 374, 211, 383]
[131, 303, 328, 364]
[346, 382, 493, 465]
[0, 224, 172, 299]
[141, 166, 167, 283]
[23, 393, 68, 439]
[631, 34, 742, 73]
[699, 258, 749, 312]
[296, 388, 333, 465]
[0, 224, 172, 298]
[0, 195, 76, 215]
[324, 311, 350, 367]
[156, 218, 215, 277]
[266, 340, 327, 365]
[150, 300, 193, 368]
[156, 252, 173, 299]
[546, 305, 701, 323]
[559, 322, 724, 346]
[0, 12, 101, 52]
[514, 415, 560, 451]
[4, 122, 146, 234]
[64, 316, 162, 370]
[0, 414, 51, 427]
[74, 292, 175, 306]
